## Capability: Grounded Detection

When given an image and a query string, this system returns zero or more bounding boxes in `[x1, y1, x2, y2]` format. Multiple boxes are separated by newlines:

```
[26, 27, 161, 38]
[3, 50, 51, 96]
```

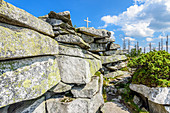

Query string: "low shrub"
[128, 50, 170, 87]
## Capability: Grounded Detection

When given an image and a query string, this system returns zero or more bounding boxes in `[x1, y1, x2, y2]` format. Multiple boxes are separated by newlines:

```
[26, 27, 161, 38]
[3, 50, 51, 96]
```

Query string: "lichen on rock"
[0, 56, 61, 108]
[0, 23, 59, 60]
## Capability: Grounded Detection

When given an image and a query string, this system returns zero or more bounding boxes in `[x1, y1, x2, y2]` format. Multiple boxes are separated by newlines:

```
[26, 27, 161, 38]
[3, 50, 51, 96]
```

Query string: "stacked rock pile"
[0, 1, 104, 112]
[76, 27, 131, 81]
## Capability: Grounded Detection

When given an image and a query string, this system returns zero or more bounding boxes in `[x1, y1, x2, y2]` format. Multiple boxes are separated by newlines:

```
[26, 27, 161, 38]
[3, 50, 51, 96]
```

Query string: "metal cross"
[84, 17, 91, 28]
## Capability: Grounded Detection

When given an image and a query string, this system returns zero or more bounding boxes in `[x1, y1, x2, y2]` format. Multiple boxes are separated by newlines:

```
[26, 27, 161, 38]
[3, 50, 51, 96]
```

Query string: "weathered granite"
[48, 11, 72, 26]
[96, 38, 115, 44]
[89, 43, 106, 52]
[78, 27, 111, 38]
[130, 84, 170, 105]
[46, 74, 104, 113]
[101, 102, 130, 113]
[148, 100, 170, 113]
[89, 92, 104, 113]
[0, 0, 54, 36]
[49, 82, 73, 93]
[57, 55, 102, 84]
[71, 76, 99, 98]
[46, 94, 104, 113]
[55, 34, 90, 49]
[0, 56, 61, 108]
[46, 96, 89, 113]
[81, 34, 94, 44]
[53, 30, 69, 36]
[48, 19, 64, 26]
[0, 23, 59, 60]
[53, 26, 75, 35]
[58, 44, 98, 59]
[106, 62, 127, 70]
[55, 22, 74, 31]
[109, 43, 120, 50]
[103, 50, 119, 56]
[8, 96, 46, 113]
[104, 71, 129, 78]
[100, 55, 127, 64]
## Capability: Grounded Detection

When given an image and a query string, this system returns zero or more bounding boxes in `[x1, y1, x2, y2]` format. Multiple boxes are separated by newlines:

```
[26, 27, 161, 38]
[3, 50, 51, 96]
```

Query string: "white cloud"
[122, 23, 154, 37]
[110, 31, 115, 39]
[146, 38, 153, 41]
[124, 37, 136, 41]
[100, 0, 170, 37]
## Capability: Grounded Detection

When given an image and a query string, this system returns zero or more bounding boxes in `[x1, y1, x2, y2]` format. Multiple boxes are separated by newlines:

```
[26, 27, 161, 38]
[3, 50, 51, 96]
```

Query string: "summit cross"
[84, 17, 91, 28]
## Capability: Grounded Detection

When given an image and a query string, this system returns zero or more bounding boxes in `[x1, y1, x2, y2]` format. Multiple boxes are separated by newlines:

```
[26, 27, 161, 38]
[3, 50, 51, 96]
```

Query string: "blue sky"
[5, 0, 170, 52]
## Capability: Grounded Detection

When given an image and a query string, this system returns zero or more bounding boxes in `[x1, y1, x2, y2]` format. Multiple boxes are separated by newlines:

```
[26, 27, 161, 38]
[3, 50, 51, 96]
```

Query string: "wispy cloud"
[146, 37, 153, 42]
[124, 37, 136, 41]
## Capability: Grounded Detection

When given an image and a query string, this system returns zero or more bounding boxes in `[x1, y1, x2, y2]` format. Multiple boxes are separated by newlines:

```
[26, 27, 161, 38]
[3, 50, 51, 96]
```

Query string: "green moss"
[95, 71, 101, 77]
[60, 97, 74, 103]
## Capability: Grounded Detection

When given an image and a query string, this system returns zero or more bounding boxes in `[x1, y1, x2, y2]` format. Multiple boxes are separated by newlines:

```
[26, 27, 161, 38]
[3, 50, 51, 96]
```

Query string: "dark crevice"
[58, 54, 95, 60]
[44, 96, 48, 113]
[0, 54, 56, 62]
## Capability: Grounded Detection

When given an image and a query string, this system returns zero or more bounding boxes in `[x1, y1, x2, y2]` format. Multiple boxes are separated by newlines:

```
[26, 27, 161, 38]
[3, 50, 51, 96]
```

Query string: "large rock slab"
[103, 50, 118, 56]
[58, 44, 100, 59]
[96, 38, 115, 44]
[148, 100, 170, 113]
[89, 43, 106, 52]
[8, 96, 46, 113]
[104, 71, 129, 78]
[0, 56, 61, 108]
[71, 76, 99, 98]
[81, 34, 94, 44]
[48, 19, 64, 26]
[100, 55, 127, 64]
[107, 62, 127, 70]
[109, 43, 120, 50]
[53, 26, 75, 36]
[55, 34, 90, 49]
[49, 82, 73, 93]
[0, 23, 58, 60]
[130, 84, 170, 105]
[101, 102, 130, 113]
[57, 55, 102, 84]
[48, 11, 72, 26]
[46, 96, 89, 113]
[78, 27, 111, 38]
[46, 74, 104, 113]
[89, 93, 104, 113]
[0, 0, 54, 36]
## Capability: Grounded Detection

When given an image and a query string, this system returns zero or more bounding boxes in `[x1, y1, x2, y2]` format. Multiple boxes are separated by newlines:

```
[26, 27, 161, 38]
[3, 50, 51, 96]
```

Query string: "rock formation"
[130, 84, 170, 113]
[1, 0, 166, 113]
[0, 0, 104, 112]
